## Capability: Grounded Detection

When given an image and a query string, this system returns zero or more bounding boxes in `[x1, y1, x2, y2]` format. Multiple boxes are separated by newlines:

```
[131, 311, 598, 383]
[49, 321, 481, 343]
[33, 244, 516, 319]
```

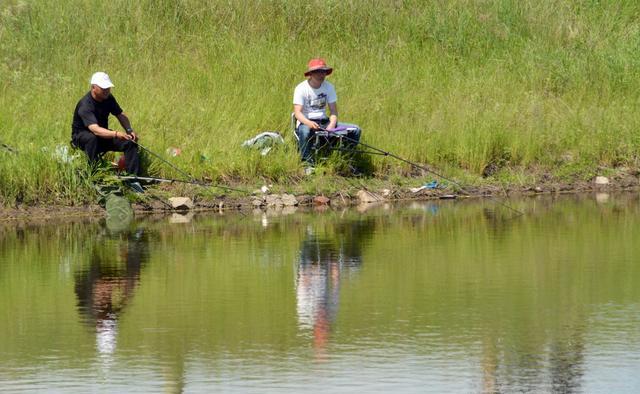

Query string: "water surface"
[1, 194, 639, 393]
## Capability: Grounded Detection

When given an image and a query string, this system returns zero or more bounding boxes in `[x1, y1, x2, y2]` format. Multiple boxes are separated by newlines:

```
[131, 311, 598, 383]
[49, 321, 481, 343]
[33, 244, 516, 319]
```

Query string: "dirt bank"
[1, 173, 638, 223]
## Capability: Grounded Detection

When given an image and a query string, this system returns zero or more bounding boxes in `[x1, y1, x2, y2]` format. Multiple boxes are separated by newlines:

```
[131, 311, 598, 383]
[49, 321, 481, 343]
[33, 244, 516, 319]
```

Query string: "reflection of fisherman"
[295, 240, 342, 347]
[295, 223, 366, 357]
[74, 228, 148, 356]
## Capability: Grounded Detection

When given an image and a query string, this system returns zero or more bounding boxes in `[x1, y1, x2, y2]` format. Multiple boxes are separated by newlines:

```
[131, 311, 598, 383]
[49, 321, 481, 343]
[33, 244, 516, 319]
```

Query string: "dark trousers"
[295, 120, 362, 163]
[72, 131, 141, 175]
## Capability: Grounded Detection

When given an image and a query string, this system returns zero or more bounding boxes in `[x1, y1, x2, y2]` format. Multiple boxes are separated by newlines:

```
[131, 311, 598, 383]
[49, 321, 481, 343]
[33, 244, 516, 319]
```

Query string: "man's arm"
[116, 113, 137, 141]
[294, 104, 321, 130]
[87, 123, 130, 140]
[327, 102, 338, 130]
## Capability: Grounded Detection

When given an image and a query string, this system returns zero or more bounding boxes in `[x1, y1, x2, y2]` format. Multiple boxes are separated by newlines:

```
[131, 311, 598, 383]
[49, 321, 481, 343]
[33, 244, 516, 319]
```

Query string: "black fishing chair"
[291, 113, 355, 160]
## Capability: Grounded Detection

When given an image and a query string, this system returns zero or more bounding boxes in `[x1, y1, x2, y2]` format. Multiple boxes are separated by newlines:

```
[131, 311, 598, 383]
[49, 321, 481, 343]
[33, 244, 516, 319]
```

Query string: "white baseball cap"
[90, 72, 114, 89]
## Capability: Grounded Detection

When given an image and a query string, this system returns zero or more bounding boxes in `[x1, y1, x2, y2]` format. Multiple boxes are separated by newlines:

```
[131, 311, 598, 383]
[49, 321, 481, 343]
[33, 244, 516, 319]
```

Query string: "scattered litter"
[242, 131, 284, 156]
[594, 176, 609, 185]
[54, 144, 79, 163]
[260, 185, 269, 194]
[409, 180, 442, 193]
[439, 194, 457, 199]
[166, 147, 182, 157]
[425, 181, 440, 189]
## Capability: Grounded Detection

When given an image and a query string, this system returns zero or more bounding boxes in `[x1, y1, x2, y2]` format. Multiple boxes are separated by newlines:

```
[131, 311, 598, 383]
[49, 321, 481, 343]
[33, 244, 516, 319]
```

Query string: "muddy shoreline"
[1, 175, 637, 224]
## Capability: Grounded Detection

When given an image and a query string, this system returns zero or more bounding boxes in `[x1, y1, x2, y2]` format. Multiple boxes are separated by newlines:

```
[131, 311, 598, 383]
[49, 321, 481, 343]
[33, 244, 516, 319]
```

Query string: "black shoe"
[127, 181, 145, 193]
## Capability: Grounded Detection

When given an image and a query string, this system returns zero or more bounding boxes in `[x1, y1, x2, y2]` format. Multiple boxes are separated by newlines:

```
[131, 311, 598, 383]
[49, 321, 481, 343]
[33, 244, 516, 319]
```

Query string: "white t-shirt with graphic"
[293, 80, 338, 121]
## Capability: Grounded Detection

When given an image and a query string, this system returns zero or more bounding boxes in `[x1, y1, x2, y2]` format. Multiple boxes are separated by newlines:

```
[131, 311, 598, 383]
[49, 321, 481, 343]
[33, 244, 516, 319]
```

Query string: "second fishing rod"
[128, 139, 249, 194]
[321, 129, 524, 216]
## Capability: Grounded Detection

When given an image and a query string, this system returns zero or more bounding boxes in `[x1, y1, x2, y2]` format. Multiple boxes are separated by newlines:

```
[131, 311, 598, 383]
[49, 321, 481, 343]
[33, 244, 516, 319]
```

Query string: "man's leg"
[295, 124, 314, 164]
[112, 139, 141, 176]
[73, 132, 106, 163]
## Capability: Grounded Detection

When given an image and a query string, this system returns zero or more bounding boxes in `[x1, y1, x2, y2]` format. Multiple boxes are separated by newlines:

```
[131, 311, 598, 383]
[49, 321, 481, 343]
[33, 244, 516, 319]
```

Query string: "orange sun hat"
[304, 58, 333, 76]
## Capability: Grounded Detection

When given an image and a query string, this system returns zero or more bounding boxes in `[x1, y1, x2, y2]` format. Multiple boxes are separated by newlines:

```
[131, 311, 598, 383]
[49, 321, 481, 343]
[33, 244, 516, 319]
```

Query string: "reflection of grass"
[0, 196, 639, 374]
[2, 1, 640, 204]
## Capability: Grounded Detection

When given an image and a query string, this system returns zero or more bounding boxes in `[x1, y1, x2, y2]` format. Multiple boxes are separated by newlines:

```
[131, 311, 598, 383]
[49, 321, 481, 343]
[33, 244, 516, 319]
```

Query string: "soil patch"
[1, 174, 638, 224]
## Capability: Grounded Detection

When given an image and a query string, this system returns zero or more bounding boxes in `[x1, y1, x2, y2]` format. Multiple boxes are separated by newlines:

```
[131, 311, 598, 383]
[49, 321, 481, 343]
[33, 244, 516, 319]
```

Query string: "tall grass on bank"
[1, 0, 640, 204]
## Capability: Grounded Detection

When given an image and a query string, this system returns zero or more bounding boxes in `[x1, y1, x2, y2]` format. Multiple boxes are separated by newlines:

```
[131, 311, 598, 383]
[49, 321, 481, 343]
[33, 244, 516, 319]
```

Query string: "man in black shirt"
[71, 72, 141, 175]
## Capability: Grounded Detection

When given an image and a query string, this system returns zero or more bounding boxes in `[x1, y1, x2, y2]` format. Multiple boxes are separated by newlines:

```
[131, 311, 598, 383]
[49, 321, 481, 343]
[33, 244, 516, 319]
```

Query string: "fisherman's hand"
[130, 131, 138, 142]
[308, 121, 321, 130]
[115, 131, 133, 141]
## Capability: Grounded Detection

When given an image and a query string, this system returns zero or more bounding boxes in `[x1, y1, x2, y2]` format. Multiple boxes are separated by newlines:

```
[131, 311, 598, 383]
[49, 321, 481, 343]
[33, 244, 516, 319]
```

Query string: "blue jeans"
[295, 121, 361, 163]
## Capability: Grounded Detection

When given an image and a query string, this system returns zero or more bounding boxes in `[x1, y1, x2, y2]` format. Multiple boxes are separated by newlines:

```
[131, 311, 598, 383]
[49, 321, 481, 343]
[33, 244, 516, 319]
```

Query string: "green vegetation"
[1, 0, 640, 205]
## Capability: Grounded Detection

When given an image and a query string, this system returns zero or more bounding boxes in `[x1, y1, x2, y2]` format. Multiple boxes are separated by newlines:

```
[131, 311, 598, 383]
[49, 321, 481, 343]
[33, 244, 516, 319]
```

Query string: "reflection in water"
[295, 217, 374, 359]
[74, 228, 149, 358]
[3, 195, 640, 392]
[549, 320, 585, 393]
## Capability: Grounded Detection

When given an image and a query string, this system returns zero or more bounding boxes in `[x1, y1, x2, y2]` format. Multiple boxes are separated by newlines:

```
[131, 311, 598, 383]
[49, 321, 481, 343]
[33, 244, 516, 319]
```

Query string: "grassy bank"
[1, 0, 640, 205]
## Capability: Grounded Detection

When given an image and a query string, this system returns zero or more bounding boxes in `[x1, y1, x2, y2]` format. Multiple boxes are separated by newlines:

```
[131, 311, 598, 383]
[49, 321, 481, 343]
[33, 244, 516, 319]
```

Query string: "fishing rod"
[116, 175, 249, 194]
[130, 140, 250, 194]
[323, 129, 524, 216]
[134, 141, 195, 181]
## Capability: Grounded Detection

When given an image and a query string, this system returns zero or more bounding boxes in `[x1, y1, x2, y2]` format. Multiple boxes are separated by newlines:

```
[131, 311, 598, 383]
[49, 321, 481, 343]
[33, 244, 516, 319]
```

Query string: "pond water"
[1, 193, 639, 393]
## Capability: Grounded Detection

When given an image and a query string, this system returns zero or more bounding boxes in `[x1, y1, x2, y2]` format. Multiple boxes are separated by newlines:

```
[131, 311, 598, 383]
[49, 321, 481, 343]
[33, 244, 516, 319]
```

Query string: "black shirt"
[71, 92, 123, 136]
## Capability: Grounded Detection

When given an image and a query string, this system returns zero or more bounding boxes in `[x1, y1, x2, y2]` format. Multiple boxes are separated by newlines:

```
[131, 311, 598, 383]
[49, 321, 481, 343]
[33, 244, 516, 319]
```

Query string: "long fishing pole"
[131, 140, 249, 194]
[329, 131, 524, 216]
[134, 141, 195, 181]
[117, 175, 248, 194]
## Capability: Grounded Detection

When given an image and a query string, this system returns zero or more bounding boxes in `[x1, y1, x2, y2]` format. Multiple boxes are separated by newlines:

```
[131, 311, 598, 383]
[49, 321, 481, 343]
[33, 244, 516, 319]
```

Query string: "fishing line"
[324, 131, 524, 216]
[117, 175, 249, 194]
[130, 140, 250, 194]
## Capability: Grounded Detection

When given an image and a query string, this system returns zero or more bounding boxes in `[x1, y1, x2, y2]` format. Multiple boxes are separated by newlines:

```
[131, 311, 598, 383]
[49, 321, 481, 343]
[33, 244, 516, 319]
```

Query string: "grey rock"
[168, 197, 194, 210]
[357, 189, 383, 203]
[281, 193, 298, 206]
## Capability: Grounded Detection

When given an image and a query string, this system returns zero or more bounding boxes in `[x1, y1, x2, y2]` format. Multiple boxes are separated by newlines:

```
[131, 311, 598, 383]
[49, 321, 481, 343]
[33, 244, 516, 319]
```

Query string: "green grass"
[1, 0, 640, 204]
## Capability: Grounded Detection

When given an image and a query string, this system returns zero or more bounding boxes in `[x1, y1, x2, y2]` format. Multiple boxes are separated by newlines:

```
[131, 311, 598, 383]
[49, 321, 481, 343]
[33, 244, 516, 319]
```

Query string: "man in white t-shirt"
[293, 58, 361, 164]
